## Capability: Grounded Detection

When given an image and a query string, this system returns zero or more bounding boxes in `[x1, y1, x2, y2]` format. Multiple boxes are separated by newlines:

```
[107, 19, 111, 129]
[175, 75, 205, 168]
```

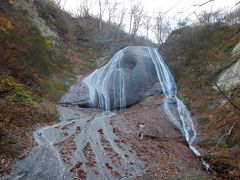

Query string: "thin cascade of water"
[147, 47, 210, 170]
[83, 50, 126, 111]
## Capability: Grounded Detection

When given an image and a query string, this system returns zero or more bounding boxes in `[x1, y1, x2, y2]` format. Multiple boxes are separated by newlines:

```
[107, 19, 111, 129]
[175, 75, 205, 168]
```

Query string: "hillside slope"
[0, 0, 154, 174]
[161, 23, 240, 179]
[0, 0, 97, 173]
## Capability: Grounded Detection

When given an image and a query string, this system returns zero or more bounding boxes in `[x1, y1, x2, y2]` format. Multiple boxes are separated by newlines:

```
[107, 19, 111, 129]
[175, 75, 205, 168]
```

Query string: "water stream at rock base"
[83, 46, 210, 170]
[8, 108, 146, 180]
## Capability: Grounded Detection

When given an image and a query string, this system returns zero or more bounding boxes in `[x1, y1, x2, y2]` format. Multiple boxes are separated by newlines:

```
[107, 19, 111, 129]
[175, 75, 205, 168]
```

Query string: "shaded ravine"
[7, 105, 146, 180]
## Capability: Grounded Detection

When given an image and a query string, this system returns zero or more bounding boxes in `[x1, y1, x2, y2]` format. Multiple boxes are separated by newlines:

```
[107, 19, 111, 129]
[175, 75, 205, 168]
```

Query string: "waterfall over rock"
[83, 46, 162, 110]
[83, 46, 196, 143]
[83, 46, 209, 169]
[147, 47, 200, 156]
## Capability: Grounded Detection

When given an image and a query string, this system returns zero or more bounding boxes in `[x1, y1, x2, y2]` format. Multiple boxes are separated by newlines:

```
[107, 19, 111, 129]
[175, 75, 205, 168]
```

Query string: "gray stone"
[232, 41, 240, 56]
[59, 76, 91, 107]
[215, 59, 240, 91]
[82, 46, 163, 110]
[14, 0, 59, 45]
[62, 47, 163, 110]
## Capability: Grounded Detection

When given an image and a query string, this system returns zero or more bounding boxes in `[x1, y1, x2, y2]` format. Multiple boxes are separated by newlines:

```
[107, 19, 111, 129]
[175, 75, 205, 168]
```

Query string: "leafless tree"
[206, 123, 235, 154]
[194, 9, 225, 25]
[177, 17, 189, 28]
[194, 11, 212, 25]
[142, 14, 152, 38]
[53, 0, 61, 7]
[97, 0, 109, 31]
[106, 0, 118, 23]
[110, 7, 126, 50]
[53, 0, 68, 10]
[114, 7, 126, 30]
[128, 2, 144, 40]
[193, 0, 216, 25]
[77, 0, 94, 17]
[154, 12, 171, 48]
[224, 7, 240, 25]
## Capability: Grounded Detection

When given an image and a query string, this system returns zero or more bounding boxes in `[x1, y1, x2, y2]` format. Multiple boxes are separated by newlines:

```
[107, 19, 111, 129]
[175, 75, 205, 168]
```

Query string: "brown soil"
[111, 95, 214, 179]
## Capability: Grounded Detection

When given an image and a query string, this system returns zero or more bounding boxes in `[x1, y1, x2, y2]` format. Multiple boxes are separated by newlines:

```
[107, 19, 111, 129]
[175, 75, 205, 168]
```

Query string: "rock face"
[216, 59, 240, 90]
[14, 0, 58, 43]
[83, 46, 162, 110]
[59, 47, 162, 109]
[232, 41, 240, 56]
[59, 76, 91, 108]
[215, 41, 240, 91]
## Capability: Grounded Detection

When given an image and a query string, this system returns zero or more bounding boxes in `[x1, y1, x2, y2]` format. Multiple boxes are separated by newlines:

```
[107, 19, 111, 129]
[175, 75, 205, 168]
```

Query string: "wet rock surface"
[5, 95, 212, 180]
[82, 46, 163, 110]
[59, 76, 91, 108]
[7, 107, 146, 180]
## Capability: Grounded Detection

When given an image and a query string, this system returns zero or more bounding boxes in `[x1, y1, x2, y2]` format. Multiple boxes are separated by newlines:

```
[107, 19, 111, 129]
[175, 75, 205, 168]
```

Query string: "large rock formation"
[84, 46, 163, 110]
[62, 46, 162, 110]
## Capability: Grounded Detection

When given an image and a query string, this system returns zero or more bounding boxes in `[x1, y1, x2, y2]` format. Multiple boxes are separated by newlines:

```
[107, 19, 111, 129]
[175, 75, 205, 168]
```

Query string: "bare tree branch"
[154, 11, 171, 49]
[193, 0, 215, 7]
[163, 0, 184, 15]
[206, 124, 235, 154]
[194, 1, 216, 26]
[97, 0, 109, 31]
[0, 87, 13, 96]
[128, 2, 144, 40]
[214, 81, 240, 112]
[107, 0, 118, 23]
[76, 0, 93, 17]
[142, 15, 152, 38]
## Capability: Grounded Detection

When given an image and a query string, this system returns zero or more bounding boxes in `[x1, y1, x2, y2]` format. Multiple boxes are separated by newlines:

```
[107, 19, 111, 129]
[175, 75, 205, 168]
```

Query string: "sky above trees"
[61, 0, 236, 19]
[56, 0, 239, 43]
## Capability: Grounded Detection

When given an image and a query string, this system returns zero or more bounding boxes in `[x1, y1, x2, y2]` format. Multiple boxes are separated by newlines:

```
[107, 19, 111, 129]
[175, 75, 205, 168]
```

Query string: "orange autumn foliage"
[0, 15, 13, 33]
